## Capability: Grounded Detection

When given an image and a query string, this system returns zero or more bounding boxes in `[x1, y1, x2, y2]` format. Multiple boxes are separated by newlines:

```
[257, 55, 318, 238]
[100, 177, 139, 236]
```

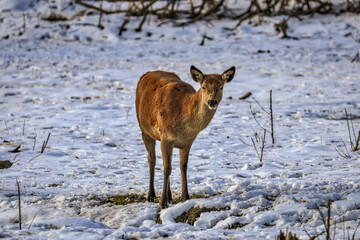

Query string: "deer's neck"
[186, 90, 216, 132]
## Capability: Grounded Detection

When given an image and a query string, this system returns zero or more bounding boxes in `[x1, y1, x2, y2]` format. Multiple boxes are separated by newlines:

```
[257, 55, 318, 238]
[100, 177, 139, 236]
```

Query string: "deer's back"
[136, 71, 197, 143]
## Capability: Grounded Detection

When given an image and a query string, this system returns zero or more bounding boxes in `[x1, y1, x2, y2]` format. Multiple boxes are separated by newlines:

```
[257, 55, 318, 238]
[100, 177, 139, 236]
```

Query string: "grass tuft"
[102, 194, 147, 205]
[229, 222, 249, 229]
[175, 206, 228, 225]
[277, 229, 299, 240]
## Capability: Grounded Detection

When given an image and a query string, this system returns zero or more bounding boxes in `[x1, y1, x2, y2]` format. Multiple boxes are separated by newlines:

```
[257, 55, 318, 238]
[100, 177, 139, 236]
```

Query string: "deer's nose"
[208, 100, 218, 108]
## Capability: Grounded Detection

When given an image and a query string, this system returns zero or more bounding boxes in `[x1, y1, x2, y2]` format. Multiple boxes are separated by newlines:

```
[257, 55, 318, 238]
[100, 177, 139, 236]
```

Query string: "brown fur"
[135, 66, 235, 208]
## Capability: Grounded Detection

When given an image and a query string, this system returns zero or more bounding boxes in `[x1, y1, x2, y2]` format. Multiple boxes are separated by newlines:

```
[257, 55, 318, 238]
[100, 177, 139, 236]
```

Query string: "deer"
[135, 65, 235, 208]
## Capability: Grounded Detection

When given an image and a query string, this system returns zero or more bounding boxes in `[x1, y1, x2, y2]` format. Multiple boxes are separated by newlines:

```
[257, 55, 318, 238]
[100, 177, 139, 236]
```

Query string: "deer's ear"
[222, 66, 235, 83]
[190, 65, 204, 83]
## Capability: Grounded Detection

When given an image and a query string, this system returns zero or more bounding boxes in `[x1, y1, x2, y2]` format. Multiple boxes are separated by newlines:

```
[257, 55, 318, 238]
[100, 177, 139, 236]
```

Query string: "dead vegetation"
[303, 199, 360, 240]
[345, 108, 360, 152]
[175, 206, 227, 225]
[70, 0, 360, 34]
[102, 193, 148, 205]
[277, 229, 300, 240]
[334, 109, 360, 159]
[29, 132, 51, 162]
[102, 193, 214, 206]
[0, 160, 13, 169]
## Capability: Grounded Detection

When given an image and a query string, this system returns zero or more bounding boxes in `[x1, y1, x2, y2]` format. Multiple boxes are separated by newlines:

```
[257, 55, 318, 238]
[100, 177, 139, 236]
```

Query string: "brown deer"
[135, 65, 235, 208]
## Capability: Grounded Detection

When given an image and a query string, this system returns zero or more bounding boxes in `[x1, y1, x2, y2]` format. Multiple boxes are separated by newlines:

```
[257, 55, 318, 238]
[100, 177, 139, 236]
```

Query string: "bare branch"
[249, 102, 270, 134]
[251, 137, 261, 161]
[253, 97, 269, 115]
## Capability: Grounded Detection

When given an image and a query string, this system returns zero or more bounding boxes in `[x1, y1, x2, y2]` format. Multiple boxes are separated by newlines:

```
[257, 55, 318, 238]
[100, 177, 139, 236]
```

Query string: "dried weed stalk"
[251, 129, 266, 162]
[249, 90, 275, 145]
[345, 108, 360, 152]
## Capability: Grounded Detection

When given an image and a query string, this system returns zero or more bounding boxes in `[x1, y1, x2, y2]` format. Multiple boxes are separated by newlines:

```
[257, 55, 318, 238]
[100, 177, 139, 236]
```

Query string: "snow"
[1, 0, 360, 239]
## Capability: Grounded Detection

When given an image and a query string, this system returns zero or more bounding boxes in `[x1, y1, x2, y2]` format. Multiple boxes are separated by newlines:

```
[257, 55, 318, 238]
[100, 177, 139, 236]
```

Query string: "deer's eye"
[202, 86, 206, 90]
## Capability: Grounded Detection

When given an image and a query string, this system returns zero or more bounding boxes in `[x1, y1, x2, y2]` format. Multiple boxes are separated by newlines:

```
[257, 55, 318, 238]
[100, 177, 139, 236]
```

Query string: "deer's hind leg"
[160, 139, 173, 208]
[142, 132, 156, 202]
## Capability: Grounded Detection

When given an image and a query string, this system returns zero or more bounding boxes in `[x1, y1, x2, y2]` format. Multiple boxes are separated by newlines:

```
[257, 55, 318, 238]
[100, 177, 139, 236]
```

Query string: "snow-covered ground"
[1, 0, 360, 239]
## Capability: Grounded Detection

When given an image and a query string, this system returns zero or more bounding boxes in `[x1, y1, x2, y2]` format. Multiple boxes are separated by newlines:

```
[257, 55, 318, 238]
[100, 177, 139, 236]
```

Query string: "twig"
[33, 133, 37, 151]
[260, 129, 266, 162]
[135, 11, 148, 32]
[4, 119, 9, 132]
[270, 90, 275, 145]
[126, 107, 131, 120]
[326, 199, 331, 240]
[303, 225, 325, 240]
[16, 179, 22, 230]
[239, 136, 252, 146]
[253, 97, 269, 114]
[29, 132, 51, 162]
[251, 137, 260, 161]
[249, 102, 269, 133]
[251, 129, 266, 162]
[351, 221, 360, 240]
[118, 19, 130, 36]
[185, 0, 225, 25]
[22, 119, 26, 135]
[199, 34, 214, 46]
[232, 164, 238, 170]
[75, 0, 112, 14]
[249, 91, 275, 145]
[13, 153, 20, 161]
[345, 108, 360, 152]
[315, 199, 332, 240]
[345, 108, 353, 148]
[333, 139, 351, 159]
[97, 0, 104, 29]
[28, 215, 36, 230]
[29, 153, 42, 162]
[41, 132, 51, 154]
[23, 13, 26, 33]
[138, 0, 158, 16]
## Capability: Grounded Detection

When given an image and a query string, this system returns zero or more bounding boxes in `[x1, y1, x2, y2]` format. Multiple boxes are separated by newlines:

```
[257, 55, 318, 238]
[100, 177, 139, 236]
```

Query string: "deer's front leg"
[160, 140, 173, 208]
[180, 146, 191, 202]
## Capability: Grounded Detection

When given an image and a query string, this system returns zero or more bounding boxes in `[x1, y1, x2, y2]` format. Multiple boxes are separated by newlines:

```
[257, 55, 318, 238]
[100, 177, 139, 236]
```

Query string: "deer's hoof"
[147, 192, 156, 202]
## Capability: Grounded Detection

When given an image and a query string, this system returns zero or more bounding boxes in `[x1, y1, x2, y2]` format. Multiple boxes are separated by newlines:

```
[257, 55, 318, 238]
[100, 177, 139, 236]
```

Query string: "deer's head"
[190, 65, 235, 111]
